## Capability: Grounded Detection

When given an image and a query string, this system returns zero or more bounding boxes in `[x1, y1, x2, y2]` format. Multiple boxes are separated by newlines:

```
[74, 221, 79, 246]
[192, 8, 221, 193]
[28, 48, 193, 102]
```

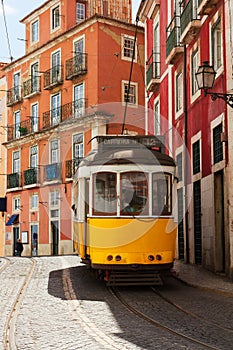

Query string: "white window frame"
[31, 19, 39, 43]
[51, 4, 61, 32]
[122, 80, 138, 106]
[76, 2, 86, 23]
[211, 17, 223, 74]
[50, 139, 59, 164]
[13, 150, 20, 174]
[30, 193, 38, 210]
[13, 197, 21, 212]
[121, 35, 137, 62]
[50, 190, 60, 207]
[154, 98, 160, 135]
[175, 70, 183, 117]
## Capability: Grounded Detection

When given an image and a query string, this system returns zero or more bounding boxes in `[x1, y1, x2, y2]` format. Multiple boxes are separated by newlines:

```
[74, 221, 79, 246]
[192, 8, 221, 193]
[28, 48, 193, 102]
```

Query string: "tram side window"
[120, 172, 148, 215]
[93, 173, 117, 215]
[152, 173, 172, 215]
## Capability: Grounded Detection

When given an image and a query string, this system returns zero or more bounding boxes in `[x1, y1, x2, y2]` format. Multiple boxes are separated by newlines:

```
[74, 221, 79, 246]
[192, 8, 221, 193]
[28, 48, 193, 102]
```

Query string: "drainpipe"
[183, 44, 190, 264]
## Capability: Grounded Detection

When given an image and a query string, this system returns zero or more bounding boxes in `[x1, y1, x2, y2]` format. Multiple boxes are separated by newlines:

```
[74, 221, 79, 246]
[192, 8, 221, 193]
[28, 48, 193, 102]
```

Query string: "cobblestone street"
[1, 256, 233, 350]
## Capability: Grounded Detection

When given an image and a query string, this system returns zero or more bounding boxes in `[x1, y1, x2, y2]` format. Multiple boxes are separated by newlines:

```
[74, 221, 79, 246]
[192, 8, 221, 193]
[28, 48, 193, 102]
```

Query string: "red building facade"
[3, 0, 144, 256]
[138, 0, 232, 277]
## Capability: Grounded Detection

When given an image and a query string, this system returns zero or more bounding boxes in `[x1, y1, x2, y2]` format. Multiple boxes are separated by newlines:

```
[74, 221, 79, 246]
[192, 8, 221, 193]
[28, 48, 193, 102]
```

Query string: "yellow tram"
[72, 135, 177, 285]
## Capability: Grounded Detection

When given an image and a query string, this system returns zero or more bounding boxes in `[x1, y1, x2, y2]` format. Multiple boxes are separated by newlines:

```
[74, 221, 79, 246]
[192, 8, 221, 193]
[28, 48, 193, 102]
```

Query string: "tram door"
[214, 170, 225, 273]
[13, 227, 20, 256]
[51, 221, 59, 256]
[84, 179, 89, 258]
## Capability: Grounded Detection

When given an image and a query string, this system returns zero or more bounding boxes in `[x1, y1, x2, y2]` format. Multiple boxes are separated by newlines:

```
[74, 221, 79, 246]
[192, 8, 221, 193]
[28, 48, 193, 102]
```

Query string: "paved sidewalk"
[174, 260, 233, 295]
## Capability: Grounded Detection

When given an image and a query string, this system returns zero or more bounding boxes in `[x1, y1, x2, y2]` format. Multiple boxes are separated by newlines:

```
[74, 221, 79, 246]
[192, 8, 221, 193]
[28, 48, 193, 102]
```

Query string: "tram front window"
[152, 173, 172, 215]
[120, 172, 148, 215]
[93, 173, 117, 215]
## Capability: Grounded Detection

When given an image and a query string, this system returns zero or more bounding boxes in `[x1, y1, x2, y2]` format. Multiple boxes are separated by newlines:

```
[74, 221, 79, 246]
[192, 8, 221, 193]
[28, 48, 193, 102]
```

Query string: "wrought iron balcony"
[146, 52, 160, 92]
[166, 15, 184, 65]
[43, 65, 63, 90]
[23, 77, 41, 98]
[180, 0, 201, 44]
[24, 168, 39, 186]
[42, 99, 87, 129]
[44, 163, 61, 182]
[6, 86, 22, 106]
[7, 173, 21, 189]
[66, 53, 88, 80]
[65, 158, 83, 178]
[198, 0, 219, 15]
[7, 119, 32, 141]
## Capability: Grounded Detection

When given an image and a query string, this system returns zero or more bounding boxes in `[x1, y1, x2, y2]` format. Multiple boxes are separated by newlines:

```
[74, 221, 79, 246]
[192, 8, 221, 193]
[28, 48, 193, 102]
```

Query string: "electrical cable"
[1, 0, 13, 62]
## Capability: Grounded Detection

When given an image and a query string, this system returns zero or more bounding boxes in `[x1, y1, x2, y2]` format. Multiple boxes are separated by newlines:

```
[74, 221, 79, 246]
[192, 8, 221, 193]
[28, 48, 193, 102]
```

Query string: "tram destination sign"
[96, 135, 165, 151]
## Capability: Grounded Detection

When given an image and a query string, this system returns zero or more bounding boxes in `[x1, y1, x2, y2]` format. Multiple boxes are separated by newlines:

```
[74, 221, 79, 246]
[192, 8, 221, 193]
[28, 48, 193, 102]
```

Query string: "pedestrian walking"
[15, 239, 24, 256]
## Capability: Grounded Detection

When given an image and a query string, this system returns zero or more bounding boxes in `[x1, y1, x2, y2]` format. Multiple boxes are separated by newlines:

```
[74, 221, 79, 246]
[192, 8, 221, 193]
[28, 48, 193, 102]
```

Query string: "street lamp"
[195, 61, 233, 108]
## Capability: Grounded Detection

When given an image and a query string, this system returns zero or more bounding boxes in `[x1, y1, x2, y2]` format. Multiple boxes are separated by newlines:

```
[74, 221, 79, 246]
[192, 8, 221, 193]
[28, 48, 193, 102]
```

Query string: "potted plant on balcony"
[19, 126, 27, 135]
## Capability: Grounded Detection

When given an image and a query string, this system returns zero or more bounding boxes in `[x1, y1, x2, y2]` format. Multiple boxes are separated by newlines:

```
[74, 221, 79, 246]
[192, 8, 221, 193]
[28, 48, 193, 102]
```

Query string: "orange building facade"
[3, 0, 145, 256]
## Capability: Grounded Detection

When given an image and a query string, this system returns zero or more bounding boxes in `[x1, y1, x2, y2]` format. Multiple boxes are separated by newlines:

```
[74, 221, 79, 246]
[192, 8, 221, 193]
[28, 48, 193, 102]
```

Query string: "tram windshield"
[152, 173, 172, 215]
[120, 172, 148, 215]
[92, 171, 172, 216]
[93, 173, 117, 215]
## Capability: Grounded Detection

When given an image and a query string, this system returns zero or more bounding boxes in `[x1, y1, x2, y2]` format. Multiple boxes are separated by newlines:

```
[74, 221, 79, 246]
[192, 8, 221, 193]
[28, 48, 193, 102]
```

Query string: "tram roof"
[80, 135, 175, 167]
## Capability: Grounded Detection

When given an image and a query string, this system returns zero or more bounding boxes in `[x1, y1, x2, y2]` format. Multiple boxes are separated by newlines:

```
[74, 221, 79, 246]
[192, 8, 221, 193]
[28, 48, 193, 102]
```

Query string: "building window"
[52, 6, 60, 30]
[13, 72, 21, 99]
[154, 100, 160, 135]
[176, 153, 183, 182]
[31, 62, 39, 93]
[0, 99, 2, 121]
[14, 111, 21, 138]
[31, 20, 39, 42]
[76, 2, 85, 22]
[122, 35, 136, 61]
[191, 49, 199, 95]
[30, 145, 38, 168]
[192, 140, 200, 174]
[123, 82, 137, 105]
[31, 103, 39, 132]
[50, 190, 60, 207]
[74, 83, 85, 117]
[31, 194, 38, 210]
[212, 18, 222, 71]
[13, 197, 20, 211]
[73, 133, 84, 160]
[13, 151, 20, 173]
[213, 123, 223, 164]
[51, 93, 61, 125]
[50, 139, 59, 164]
[176, 71, 182, 112]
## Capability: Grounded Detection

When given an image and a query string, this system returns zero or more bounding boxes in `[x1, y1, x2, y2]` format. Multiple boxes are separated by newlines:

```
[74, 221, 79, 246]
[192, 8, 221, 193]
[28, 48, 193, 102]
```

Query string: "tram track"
[151, 286, 233, 333]
[109, 287, 220, 350]
[0, 257, 11, 273]
[3, 258, 36, 350]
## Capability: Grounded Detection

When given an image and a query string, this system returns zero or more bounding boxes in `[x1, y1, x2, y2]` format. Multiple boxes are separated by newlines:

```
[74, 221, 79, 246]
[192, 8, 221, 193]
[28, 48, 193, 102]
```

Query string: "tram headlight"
[107, 255, 113, 261]
[115, 255, 122, 261]
[156, 254, 162, 261]
[148, 255, 155, 261]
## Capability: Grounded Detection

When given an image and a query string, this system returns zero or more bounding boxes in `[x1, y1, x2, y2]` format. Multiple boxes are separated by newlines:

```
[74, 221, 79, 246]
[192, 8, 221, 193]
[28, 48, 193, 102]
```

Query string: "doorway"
[13, 227, 20, 256]
[214, 170, 225, 272]
[51, 221, 59, 255]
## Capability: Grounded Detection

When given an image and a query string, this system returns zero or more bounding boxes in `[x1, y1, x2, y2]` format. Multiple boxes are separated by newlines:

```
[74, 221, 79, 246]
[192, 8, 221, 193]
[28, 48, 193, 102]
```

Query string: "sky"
[0, 0, 141, 62]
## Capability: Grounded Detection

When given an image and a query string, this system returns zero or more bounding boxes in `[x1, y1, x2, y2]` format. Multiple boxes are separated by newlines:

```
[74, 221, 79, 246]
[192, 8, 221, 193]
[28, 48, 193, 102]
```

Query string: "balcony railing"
[65, 158, 83, 178]
[166, 15, 183, 65]
[66, 53, 88, 80]
[146, 52, 160, 92]
[7, 173, 21, 189]
[7, 118, 32, 141]
[44, 163, 61, 182]
[7, 86, 22, 106]
[198, 0, 219, 15]
[180, 0, 201, 44]
[24, 168, 39, 186]
[43, 65, 63, 90]
[23, 77, 41, 98]
[42, 99, 87, 129]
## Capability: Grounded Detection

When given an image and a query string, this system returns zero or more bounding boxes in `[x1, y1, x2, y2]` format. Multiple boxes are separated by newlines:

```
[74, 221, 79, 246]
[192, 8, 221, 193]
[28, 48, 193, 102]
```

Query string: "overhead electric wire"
[1, 0, 13, 62]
